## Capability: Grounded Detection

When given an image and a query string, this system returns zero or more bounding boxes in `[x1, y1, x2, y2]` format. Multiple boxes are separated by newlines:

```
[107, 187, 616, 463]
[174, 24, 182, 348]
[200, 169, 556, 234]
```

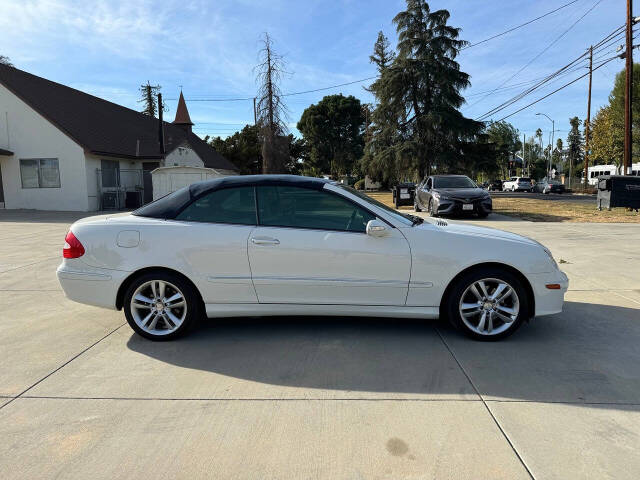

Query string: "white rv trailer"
[584, 163, 640, 185]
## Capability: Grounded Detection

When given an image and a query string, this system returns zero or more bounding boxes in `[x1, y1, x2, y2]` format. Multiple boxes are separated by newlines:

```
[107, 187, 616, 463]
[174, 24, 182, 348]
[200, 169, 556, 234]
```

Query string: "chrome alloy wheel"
[130, 280, 187, 336]
[458, 278, 520, 336]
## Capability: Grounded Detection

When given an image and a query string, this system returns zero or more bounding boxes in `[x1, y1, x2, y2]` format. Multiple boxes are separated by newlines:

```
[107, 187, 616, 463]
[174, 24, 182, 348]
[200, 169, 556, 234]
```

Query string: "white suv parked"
[503, 177, 533, 192]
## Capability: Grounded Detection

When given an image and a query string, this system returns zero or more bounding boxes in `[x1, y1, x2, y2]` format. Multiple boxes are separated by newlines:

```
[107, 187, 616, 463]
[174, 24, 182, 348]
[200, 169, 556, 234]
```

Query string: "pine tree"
[362, 31, 404, 185]
[138, 82, 163, 117]
[255, 33, 289, 174]
[567, 116, 584, 181]
[384, 0, 482, 177]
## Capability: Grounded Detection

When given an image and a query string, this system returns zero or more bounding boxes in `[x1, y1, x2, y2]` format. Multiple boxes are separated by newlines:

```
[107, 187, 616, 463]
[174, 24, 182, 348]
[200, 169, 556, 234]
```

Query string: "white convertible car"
[57, 175, 568, 341]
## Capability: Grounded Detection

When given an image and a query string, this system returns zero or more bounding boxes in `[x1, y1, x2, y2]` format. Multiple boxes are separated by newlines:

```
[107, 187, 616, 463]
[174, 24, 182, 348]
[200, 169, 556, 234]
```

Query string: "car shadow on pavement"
[125, 300, 640, 407]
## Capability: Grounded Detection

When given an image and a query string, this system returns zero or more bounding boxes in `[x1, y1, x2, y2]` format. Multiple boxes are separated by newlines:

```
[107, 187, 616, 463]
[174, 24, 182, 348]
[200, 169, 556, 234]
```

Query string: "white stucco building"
[0, 64, 238, 211]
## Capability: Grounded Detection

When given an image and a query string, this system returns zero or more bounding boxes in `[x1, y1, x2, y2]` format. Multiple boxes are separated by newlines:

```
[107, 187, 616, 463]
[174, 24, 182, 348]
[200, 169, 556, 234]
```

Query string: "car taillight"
[63, 231, 85, 258]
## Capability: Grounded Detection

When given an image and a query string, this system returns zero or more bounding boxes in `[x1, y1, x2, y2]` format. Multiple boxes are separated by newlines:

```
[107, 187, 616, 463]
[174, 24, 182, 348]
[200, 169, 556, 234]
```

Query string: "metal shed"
[151, 166, 230, 201]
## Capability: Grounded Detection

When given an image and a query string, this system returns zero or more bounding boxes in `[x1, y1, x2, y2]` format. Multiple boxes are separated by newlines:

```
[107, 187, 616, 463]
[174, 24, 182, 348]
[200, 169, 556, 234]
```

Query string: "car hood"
[418, 220, 538, 246]
[433, 187, 488, 199]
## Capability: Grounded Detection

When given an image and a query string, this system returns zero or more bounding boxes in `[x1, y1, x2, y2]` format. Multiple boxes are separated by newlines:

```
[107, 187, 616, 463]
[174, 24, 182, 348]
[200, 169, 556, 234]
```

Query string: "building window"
[20, 158, 61, 188]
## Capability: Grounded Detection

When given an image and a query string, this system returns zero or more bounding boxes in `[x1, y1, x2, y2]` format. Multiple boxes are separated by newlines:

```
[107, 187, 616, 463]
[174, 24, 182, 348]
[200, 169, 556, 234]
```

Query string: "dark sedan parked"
[533, 179, 565, 194]
[415, 175, 492, 218]
[487, 179, 503, 191]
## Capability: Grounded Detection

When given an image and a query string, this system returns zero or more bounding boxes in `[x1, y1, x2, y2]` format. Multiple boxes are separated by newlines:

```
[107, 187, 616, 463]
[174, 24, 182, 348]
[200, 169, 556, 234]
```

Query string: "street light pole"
[536, 113, 555, 179]
[624, 0, 633, 175]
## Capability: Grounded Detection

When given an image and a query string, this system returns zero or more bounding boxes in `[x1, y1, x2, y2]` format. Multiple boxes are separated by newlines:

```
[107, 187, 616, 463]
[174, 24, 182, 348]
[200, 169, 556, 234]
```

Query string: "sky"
[0, 0, 629, 145]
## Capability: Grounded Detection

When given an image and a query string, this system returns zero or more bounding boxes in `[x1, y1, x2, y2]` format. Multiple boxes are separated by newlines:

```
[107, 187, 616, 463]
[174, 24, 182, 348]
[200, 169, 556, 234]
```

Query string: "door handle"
[251, 237, 280, 245]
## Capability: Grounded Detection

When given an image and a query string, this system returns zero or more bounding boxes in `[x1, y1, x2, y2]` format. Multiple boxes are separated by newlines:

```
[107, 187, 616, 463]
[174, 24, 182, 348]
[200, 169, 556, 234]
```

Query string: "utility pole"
[253, 97, 260, 175]
[624, 0, 633, 175]
[584, 46, 593, 185]
[522, 133, 526, 177]
[253, 97, 257, 125]
[550, 120, 555, 180]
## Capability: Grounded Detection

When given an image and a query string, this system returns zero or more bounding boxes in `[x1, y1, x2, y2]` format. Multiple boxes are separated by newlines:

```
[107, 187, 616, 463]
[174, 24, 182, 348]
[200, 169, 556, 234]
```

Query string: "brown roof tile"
[0, 64, 237, 171]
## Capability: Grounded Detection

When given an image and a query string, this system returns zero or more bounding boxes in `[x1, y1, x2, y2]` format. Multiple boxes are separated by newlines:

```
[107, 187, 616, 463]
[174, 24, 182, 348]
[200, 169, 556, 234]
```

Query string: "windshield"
[337, 185, 415, 226]
[433, 176, 477, 189]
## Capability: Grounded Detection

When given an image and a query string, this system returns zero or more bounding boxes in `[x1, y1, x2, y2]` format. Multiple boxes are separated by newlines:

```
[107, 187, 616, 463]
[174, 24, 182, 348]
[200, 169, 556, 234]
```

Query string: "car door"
[172, 186, 258, 304]
[419, 177, 432, 207]
[248, 185, 411, 305]
[416, 179, 425, 207]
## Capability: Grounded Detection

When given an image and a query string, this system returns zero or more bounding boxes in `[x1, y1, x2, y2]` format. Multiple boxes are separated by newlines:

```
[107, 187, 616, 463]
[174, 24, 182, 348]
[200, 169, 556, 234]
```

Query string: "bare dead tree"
[255, 33, 289, 173]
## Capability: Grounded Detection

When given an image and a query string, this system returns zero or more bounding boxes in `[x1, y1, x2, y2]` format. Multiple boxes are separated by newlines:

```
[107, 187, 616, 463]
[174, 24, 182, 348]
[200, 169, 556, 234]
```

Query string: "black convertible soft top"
[133, 175, 333, 219]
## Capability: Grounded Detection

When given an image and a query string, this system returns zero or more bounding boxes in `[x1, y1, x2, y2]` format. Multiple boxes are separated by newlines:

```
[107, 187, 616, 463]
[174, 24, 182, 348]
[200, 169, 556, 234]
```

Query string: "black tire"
[428, 199, 438, 217]
[444, 267, 529, 341]
[123, 271, 201, 341]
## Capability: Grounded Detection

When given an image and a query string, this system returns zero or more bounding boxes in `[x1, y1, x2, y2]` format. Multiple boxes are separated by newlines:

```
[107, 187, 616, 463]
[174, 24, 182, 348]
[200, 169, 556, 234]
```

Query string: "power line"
[462, 0, 581, 50]
[282, 76, 377, 97]
[495, 55, 618, 122]
[477, 50, 591, 120]
[477, 25, 630, 121]
[481, 52, 621, 121]
[468, 0, 606, 110]
[165, 76, 377, 102]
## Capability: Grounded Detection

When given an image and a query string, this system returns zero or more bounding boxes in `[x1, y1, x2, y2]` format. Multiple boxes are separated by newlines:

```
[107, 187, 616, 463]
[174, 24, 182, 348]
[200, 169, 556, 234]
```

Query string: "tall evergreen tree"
[567, 116, 584, 180]
[382, 0, 482, 177]
[362, 31, 404, 185]
[138, 82, 163, 117]
[255, 33, 289, 174]
[552, 138, 564, 168]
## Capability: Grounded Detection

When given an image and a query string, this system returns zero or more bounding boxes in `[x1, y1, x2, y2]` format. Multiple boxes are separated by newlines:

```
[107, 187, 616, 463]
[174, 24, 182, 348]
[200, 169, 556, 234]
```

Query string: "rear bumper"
[528, 270, 569, 317]
[57, 262, 128, 309]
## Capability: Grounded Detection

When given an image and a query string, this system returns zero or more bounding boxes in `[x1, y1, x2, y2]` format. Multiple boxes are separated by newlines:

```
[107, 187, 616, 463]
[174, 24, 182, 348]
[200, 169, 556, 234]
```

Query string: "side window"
[176, 187, 256, 225]
[256, 186, 375, 233]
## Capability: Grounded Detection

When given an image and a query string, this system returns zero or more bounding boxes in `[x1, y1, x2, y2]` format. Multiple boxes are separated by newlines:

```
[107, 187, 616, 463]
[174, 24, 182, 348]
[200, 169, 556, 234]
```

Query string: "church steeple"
[172, 90, 194, 133]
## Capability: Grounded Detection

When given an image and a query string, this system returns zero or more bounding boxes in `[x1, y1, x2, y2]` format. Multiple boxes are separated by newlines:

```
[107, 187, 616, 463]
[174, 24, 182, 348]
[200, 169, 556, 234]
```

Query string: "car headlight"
[433, 192, 449, 201]
[543, 247, 558, 269]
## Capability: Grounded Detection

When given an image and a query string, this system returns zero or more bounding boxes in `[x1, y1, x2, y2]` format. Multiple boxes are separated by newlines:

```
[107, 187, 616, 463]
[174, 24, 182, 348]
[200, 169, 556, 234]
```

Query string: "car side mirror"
[366, 219, 388, 237]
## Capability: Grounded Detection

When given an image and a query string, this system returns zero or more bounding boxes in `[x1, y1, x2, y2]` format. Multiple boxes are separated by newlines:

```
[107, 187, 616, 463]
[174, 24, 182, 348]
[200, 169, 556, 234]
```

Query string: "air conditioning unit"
[102, 192, 119, 210]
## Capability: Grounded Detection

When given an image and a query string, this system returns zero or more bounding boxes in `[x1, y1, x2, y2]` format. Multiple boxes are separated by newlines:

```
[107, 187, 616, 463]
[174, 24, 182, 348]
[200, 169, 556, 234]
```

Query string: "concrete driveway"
[0, 210, 639, 479]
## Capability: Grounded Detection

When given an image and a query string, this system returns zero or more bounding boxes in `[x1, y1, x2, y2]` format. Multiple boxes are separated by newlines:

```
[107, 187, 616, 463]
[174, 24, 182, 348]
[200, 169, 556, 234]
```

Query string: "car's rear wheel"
[444, 267, 528, 340]
[123, 271, 200, 340]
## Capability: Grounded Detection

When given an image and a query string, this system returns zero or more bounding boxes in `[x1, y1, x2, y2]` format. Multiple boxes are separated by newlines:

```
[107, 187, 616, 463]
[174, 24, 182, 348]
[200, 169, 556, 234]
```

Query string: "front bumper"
[528, 269, 569, 317]
[435, 197, 492, 215]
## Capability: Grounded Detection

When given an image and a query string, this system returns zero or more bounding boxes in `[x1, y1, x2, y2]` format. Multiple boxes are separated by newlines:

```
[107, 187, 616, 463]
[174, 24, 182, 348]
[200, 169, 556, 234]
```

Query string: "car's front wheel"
[123, 271, 200, 340]
[428, 199, 438, 217]
[444, 267, 528, 340]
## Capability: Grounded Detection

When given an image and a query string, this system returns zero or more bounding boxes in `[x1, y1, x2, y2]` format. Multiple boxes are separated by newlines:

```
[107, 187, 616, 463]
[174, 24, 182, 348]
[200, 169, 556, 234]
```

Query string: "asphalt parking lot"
[1, 210, 639, 479]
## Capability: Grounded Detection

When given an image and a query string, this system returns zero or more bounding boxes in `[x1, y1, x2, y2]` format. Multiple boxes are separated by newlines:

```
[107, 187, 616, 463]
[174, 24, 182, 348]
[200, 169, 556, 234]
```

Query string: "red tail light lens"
[63, 231, 85, 258]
